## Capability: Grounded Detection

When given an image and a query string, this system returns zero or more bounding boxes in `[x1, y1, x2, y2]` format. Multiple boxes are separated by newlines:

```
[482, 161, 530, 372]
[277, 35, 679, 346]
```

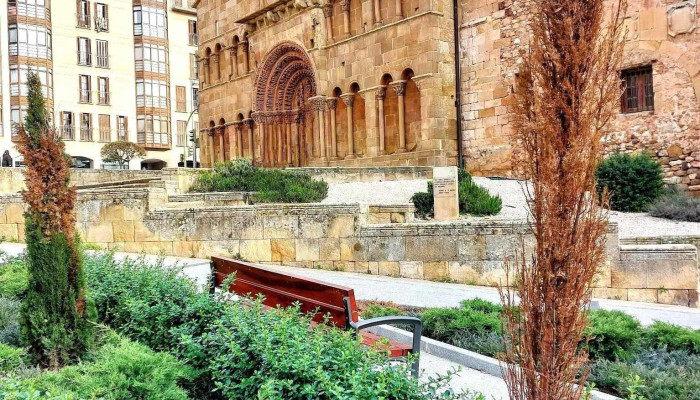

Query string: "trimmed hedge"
[190, 159, 328, 203]
[595, 153, 664, 212]
[586, 310, 643, 361]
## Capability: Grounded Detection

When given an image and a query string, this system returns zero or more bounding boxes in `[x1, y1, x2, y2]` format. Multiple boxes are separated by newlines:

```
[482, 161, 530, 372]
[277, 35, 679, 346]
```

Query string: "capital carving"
[375, 86, 387, 101]
[308, 96, 327, 112]
[245, 118, 255, 129]
[211, 54, 219, 63]
[240, 41, 249, 53]
[340, 93, 355, 107]
[216, 125, 225, 135]
[327, 97, 338, 110]
[323, 3, 333, 17]
[206, 128, 214, 137]
[391, 80, 407, 97]
[339, 0, 350, 12]
[229, 46, 238, 56]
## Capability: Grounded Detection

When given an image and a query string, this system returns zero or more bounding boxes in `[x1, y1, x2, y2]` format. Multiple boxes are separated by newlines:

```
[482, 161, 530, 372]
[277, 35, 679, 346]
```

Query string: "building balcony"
[97, 92, 110, 106]
[80, 127, 93, 142]
[95, 17, 108, 32]
[96, 55, 110, 68]
[61, 125, 75, 141]
[77, 52, 92, 66]
[77, 13, 90, 28]
[79, 89, 92, 104]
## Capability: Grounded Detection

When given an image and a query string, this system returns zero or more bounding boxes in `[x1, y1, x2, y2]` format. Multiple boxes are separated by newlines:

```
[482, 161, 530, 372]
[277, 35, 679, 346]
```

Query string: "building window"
[621, 66, 654, 114]
[190, 54, 199, 80]
[14, 0, 48, 20]
[133, 6, 167, 39]
[117, 115, 128, 141]
[134, 43, 168, 74]
[98, 77, 109, 105]
[175, 86, 186, 112]
[8, 23, 52, 59]
[11, 106, 22, 137]
[95, 3, 108, 31]
[188, 20, 197, 45]
[96, 40, 109, 68]
[99, 114, 110, 142]
[192, 87, 199, 110]
[137, 114, 171, 147]
[80, 113, 92, 141]
[135, 79, 169, 109]
[10, 65, 53, 99]
[79, 75, 91, 103]
[77, 0, 90, 28]
[61, 112, 74, 140]
[177, 120, 187, 146]
[77, 37, 91, 65]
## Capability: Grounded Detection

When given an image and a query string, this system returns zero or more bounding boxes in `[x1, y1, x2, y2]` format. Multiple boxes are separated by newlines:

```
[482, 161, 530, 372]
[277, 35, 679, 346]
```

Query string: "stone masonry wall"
[458, 0, 700, 185]
[2, 184, 697, 306]
[0, 168, 164, 194]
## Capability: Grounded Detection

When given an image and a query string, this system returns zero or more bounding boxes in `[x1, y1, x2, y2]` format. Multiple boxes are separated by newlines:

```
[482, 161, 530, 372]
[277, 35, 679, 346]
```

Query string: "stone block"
[5, 203, 24, 224]
[423, 262, 449, 281]
[319, 238, 341, 261]
[448, 262, 483, 284]
[17, 224, 25, 243]
[112, 221, 135, 243]
[406, 235, 459, 261]
[367, 213, 391, 224]
[299, 215, 328, 238]
[122, 241, 174, 255]
[240, 239, 272, 262]
[264, 215, 299, 239]
[390, 213, 405, 223]
[592, 288, 628, 301]
[333, 261, 356, 272]
[86, 223, 114, 243]
[627, 289, 658, 304]
[354, 261, 371, 274]
[173, 241, 196, 257]
[0, 206, 6, 224]
[0, 224, 19, 241]
[193, 240, 239, 259]
[296, 238, 320, 262]
[657, 289, 693, 307]
[378, 261, 400, 277]
[327, 215, 355, 238]
[101, 205, 125, 222]
[433, 166, 459, 221]
[340, 238, 369, 261]
[458, 235, 487, 261]
[398, 261, 423, 279]
[134, 220, 160, 242]
[271, 239, 296, 262]
[367, 236, 406, 261]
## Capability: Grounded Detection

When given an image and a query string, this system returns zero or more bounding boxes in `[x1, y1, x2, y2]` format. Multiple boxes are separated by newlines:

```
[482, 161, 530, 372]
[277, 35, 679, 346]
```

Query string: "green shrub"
[590, 348, 700, 400]
[190, 159, 328, 203]
[0, 344, 27, 374]
[421, 299, 502, 345]
[359, 302, 405, 320]
[411, 171, 502, 218]
[649, 185, 700, 222]
[586, 310, 643, 361]
[595, 153, 664, 212]
[642, 321, 700, 354]
[0, 296, 21, 346]
[0, 258, 28, 299]
[32, 337, 193, 400]
[84, 253, 471, 400]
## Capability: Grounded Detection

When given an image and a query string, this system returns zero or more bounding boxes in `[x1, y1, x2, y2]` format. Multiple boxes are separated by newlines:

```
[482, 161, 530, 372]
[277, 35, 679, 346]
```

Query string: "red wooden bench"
[209, 255, 422, 376]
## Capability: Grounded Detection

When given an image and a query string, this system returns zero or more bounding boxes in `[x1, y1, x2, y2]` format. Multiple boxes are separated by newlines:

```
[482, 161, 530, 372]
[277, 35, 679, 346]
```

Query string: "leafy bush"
[0, 258, 28, 299]
[649, 185, 700, 222]
[190, 159, 328, 203]
[590, 348, 700, 400]
[0, 297, 21, 346]
[421, 299, 502, 345]
[84, 252, 472, 400]
[0, 344, 27, 374]
[642, 321, 700, 354]
[586, 310, 643, 361]
[359, 302, 405, 320]
[596, 153, 664, 212]
[411, 171, 502, 218]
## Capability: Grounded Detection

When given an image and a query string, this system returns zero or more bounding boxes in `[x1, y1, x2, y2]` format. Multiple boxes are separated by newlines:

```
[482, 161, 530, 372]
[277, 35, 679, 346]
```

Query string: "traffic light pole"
[185, 106, 198, 168]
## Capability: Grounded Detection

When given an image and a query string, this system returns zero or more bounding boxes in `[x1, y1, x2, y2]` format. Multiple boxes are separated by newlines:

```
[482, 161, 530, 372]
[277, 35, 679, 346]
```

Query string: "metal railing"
[77, 51, 92, 66]
[80, 127, 93, 141]
[95, 17, 108, 32]
[61, 125, 75, 141]
[96, 54, 109, 68]
[79, 89, 91, 103]
[97, 91, 110, 105]
[77, 13, 90, 28]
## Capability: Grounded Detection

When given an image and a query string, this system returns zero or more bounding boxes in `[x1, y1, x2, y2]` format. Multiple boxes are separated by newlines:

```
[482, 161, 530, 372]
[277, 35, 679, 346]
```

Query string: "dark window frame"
[621, 66, 654, 114]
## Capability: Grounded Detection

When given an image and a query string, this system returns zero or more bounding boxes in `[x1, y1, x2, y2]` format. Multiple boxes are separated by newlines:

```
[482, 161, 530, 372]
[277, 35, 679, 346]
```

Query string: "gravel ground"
[321, 178, 700, 239]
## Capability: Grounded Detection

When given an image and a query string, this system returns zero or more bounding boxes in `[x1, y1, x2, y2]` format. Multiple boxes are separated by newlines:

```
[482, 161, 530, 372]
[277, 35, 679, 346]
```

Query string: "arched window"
[402, 68, 421, 151]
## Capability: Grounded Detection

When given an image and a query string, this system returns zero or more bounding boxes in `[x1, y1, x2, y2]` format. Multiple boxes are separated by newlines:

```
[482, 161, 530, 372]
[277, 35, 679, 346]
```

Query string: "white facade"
[0, 0, 199, 170]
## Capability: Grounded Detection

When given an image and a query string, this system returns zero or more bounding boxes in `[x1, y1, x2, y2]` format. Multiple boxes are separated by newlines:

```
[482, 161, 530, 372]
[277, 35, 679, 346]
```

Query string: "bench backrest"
[211, 256, 359, 327]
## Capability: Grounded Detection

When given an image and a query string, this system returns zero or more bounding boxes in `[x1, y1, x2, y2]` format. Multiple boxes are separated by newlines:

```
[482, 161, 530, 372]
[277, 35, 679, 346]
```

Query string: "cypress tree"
[18, 71, 94, 369]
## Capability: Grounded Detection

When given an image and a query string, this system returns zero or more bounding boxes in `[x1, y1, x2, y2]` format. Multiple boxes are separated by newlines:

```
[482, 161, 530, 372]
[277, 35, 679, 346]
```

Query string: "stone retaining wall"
[290, 166, 433, 183]
[0, 186, 697, 307]
[0, 168, 165, 194]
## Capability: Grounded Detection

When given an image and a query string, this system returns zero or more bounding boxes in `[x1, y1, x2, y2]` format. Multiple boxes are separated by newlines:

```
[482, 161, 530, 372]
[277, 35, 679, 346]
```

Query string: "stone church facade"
[193, 0, 699, 188]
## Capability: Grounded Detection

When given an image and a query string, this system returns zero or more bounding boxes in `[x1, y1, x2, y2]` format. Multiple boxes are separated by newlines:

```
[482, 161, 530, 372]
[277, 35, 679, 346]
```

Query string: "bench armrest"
[349, 316, 422, 377]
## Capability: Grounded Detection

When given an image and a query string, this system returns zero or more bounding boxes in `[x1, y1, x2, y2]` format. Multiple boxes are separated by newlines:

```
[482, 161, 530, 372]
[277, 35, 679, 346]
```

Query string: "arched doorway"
[252, 42, 317, 167]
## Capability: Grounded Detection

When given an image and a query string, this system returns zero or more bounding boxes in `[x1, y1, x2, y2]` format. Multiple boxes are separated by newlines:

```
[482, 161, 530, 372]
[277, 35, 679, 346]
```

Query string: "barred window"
[621, 66, 654, 113]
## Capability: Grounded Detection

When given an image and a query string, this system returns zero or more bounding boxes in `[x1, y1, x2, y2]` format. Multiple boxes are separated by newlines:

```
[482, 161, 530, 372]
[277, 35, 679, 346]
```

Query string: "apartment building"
[0, 0, 199, 169]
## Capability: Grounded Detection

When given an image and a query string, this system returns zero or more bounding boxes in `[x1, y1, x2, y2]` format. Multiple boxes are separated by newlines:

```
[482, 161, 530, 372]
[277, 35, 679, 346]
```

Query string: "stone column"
[373, 0, 381, 25]
[228, 123, 237, 159]
[255, 115, 265, 165]
[246, 118, 255, 161]
[328, 97, 338, 159]
[217, 125, 225, 162]
[211, 54, 220, 82]
[376, 86, 387, 155]
[236, 123, 244, 158]
[293, 113, 301, 166]
[391, 80, 407, 153]
[286, 119, 293, 165]
[240, 41, 250, 74]
[340, 93, 355, 159]
[309, 96, 328, 162]
[340, 0, 351, 36]
[324, 4, 334, 42]
[207, 129, 215, 166]
[203, 58, 210, 86]
[230, 46, 239, 78]
[395, 0, 403, 20]
[276, 116, 283, 165]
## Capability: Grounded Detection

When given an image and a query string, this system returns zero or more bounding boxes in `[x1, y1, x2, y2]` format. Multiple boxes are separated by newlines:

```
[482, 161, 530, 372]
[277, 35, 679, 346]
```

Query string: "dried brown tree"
[500, 0, 627, 399]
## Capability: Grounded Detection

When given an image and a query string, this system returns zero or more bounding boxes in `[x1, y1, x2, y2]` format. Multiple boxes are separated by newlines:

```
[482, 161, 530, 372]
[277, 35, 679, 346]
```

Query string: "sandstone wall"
[0, 168, 164, 194]
[458, 0, 700, 184]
